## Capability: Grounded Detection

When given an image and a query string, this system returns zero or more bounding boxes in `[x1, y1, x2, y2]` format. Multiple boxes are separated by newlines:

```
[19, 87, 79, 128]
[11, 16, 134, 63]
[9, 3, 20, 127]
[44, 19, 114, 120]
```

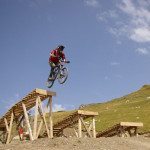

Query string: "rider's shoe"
[48, 77, 54, 81]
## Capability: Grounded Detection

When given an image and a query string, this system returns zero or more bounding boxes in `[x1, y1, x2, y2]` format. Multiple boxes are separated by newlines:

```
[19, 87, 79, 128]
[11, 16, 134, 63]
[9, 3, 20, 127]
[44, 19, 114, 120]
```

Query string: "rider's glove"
[65, 60, 70, 63]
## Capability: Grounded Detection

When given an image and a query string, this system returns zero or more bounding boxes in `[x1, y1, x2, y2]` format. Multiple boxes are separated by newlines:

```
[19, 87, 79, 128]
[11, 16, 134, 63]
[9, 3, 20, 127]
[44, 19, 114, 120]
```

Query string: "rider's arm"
[50, 50, 57, 57]
[60, 53, 70, 63]
[61, 53, 66, 62]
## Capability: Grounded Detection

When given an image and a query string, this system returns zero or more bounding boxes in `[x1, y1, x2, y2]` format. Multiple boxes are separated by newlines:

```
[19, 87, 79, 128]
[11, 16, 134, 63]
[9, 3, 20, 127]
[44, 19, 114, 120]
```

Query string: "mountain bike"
[46, 61, 70, 88]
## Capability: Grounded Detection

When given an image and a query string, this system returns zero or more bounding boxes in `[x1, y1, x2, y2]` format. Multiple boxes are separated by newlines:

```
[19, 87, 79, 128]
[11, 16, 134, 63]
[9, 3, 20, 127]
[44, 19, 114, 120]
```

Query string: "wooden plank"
[6, 112, 14, 144]
[36, 88, 56, 96]
[22, 103, 34, 141]
[33, 97, 39, 139]
[120, 122, 143, 127]
[78, 116, 82, 138]
[77, 110, 98, 116]
[49, 96, 53, 138]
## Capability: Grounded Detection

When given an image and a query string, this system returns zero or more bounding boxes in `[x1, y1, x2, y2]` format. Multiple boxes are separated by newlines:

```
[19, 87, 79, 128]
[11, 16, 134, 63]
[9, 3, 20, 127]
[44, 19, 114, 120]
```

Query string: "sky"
[0, 0, 150, 115]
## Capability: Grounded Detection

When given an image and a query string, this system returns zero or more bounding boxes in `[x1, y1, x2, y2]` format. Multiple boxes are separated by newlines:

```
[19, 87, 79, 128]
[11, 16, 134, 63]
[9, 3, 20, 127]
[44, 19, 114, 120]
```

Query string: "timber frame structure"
[51, 110, 98, 138]
[96, 122, 143, 138]
[0, 88, 56, 144]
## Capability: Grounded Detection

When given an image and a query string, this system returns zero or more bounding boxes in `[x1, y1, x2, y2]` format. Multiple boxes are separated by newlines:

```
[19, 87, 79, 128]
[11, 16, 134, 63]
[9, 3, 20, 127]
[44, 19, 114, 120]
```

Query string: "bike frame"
[46, 61, 69, 88]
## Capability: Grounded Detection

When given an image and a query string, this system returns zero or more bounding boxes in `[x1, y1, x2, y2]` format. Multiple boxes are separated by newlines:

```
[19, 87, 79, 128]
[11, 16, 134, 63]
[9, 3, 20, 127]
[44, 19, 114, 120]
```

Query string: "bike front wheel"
[58, 67, 68, 84]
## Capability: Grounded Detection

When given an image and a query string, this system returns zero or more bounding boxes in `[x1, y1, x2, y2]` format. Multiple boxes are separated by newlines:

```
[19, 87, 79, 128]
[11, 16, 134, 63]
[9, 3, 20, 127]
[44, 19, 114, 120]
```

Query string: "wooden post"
[135, 127, 138, 137]
[49, 96, 53, 138]
[78, 115, 82, 138]
[33, 97, 39, 139]
[6, 112, 14, 144]
[36, 120, 43, 139]
[4, 118, 9, 133]
[22, 103, 34, 141]
[92, 117, 96, 138]
[38, 98, 50, 138]
[73, 128, 78, 137]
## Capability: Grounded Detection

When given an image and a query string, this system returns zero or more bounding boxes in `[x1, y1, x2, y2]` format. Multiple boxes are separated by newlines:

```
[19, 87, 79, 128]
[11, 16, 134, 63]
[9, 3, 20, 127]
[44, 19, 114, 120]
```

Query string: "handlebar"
[60, 60, 70, 64]
[65, 61, 70, 63]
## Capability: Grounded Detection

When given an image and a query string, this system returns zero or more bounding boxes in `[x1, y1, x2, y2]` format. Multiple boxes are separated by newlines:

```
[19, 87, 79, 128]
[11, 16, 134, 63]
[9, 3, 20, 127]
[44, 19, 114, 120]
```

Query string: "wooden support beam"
[17, 115, 24, 128]
[80, 117, 92, 138]
[22, 103, 34, 141]
[73, 128, 78, 137]
[49, 96, 53, 138]
[6, 112, 14, 144]
[92, 117, 96, 138]
[36, 120, 43, 139]
[38, 98, 50, 138]
[78, 116, 82, 138]
[88, 122, 93, 132]
[33, 97, 39, 139]
[4, 118, 9, 133]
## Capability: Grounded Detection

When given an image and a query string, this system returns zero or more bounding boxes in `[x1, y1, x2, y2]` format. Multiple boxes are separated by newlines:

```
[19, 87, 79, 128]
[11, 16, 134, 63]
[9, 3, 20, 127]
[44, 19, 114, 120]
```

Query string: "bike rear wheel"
[46, 79, 55, 88]
[46, 72, 57, 88]
[58, 67, 68, 84]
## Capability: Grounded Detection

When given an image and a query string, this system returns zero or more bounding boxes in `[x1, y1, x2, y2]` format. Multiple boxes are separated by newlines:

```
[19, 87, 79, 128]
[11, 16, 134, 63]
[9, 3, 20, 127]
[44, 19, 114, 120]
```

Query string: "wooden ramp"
[96, 122, 143, 138]
[0, 88, 56, 143]
[50, 110, 98, 138]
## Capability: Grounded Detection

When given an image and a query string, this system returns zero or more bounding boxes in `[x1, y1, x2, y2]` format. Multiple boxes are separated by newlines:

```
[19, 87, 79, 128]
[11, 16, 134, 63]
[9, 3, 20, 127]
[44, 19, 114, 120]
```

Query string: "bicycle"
[46, 60, 70, 88]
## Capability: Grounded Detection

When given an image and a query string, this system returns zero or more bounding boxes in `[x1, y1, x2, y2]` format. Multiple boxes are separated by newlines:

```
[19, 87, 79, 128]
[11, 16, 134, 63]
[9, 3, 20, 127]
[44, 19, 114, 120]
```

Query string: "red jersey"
[49, 49, 65, 63]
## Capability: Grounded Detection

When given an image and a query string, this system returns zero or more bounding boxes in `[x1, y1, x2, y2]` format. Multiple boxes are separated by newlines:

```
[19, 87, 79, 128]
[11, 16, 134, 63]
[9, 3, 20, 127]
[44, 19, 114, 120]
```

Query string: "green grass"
[80, 85, 150, 133]
[51, 85, 150, 133]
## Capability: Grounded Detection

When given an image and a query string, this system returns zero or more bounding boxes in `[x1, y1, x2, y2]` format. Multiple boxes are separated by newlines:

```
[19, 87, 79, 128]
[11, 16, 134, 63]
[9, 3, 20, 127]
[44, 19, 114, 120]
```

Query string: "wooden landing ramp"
[96, 122, 143, 138]
[51, 110, 98, 138]
[0, 88, 56, 143]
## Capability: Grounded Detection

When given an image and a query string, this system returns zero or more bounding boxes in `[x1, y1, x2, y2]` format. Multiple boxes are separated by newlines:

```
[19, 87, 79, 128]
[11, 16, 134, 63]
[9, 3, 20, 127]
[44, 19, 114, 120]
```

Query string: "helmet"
[57, 45, 65, 51]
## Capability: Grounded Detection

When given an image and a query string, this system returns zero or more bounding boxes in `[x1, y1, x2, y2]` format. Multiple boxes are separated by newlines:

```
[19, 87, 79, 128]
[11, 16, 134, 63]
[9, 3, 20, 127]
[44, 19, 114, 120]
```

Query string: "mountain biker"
[48, 45, 67, 80]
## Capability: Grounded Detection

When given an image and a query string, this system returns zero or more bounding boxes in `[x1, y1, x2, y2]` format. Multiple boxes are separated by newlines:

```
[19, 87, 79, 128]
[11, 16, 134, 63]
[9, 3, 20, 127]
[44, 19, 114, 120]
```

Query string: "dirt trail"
[124, 137, 150, 149]
[0, 136, 150, 150]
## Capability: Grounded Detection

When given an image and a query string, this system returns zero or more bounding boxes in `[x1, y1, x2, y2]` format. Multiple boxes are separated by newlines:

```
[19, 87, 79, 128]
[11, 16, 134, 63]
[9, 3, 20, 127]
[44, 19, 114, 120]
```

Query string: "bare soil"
[1, 135, 150, 150]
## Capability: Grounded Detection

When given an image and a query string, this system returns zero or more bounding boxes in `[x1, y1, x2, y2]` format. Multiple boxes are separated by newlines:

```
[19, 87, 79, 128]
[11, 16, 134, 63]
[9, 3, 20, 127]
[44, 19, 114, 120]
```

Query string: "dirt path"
[124, 137, 150, 149]
[0, 136, 150, 150]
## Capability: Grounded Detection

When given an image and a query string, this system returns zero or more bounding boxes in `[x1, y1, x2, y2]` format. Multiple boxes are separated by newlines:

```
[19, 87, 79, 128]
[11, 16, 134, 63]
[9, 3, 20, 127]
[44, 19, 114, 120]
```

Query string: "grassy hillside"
[81, 85, 150, 133]
[52, 85, 150, 133]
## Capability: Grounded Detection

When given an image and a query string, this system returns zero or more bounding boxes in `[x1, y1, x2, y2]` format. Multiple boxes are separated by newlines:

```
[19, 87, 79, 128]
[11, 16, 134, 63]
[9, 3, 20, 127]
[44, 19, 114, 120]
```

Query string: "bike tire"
[58, 67, 68, 84]
[46, 70, 58, 88]
[46, 79, 55, 88]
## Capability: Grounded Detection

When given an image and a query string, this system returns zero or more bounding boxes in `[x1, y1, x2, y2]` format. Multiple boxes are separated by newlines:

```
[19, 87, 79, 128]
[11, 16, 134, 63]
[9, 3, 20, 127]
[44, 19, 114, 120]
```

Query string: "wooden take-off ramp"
[0, 88, 56, 144]
[96, 122, 143, 138]
[52, 110, 98, 138]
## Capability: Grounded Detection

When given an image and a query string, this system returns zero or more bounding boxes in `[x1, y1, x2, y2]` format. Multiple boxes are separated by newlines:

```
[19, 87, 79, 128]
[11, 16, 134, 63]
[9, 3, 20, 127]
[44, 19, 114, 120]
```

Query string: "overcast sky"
[0, 0, 150, 115]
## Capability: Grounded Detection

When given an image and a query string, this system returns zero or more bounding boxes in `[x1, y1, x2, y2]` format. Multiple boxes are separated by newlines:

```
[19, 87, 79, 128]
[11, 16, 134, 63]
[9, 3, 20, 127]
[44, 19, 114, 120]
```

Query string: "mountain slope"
[79, 85, 150, 133]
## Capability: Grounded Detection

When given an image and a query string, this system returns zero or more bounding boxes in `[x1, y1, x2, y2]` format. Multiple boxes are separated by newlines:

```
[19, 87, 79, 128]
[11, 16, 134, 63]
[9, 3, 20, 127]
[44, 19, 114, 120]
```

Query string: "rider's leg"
[48, 62, 56, 80]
